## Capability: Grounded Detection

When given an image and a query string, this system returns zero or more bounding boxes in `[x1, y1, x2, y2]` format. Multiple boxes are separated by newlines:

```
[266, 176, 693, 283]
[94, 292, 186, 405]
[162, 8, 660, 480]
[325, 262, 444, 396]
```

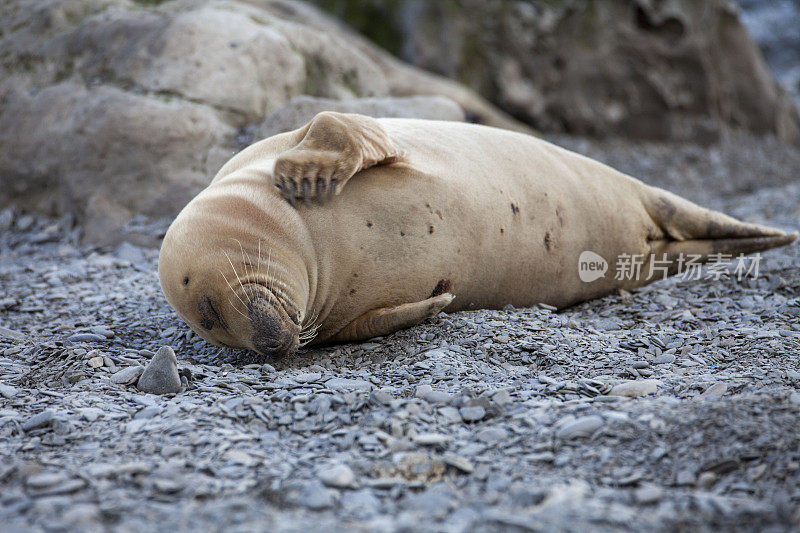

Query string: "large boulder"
[256, 95, 465, 137]
[316, 0, 800, 145]
[0, 0, 528, 244]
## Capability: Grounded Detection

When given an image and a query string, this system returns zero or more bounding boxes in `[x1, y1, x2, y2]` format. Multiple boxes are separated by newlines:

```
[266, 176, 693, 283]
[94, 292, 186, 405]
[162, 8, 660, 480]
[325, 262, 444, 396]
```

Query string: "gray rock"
[22, 409, 54, 431]
[438, 406, 463, 423]
[67, 333, 107, 343]
[325, 377, 372, 392]
[420, 390, 452, 404]
[77, 408, 103, 422]
[609, 380, 661, 398]
[0, 208, 14, 231]
[443, 453, 474, 473]
[113, 242, 146, 264]
[29, 478, 86, 496]
[89, 326, 115, 338]
[110, 365, 145, 385]
[26, 472, 70, 489]
[653, 353, 676, 365]
[634, 485, 664, 505]
[475, 427, 509, 443]
[318, 463, 356, 488]
[341, 489, 380, 518]
[676, 469, 696, 486]
[414, 433, 451, 446]
[403, 490, 454, 519]
[0, 325, 25, 341]
[556, 415, 605, 439]
[0, 383, 19, 398]
[459, 405, 486, 422]
[137, 346, 181, 395]
[491, 389, 513, 406]
[294, 372, 322, 383]
[702, 382, 727, 397]
[370, 389, 393, 405]
[259, 95, 465, 137]
[15, 214, 34, 231]
[299, 481, 336, 510]
[415, 384, 434, 398]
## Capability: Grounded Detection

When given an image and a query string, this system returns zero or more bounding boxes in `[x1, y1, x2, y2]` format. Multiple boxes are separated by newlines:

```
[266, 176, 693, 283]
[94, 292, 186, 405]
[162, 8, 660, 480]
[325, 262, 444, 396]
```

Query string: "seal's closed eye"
[198, 296, 224, 331]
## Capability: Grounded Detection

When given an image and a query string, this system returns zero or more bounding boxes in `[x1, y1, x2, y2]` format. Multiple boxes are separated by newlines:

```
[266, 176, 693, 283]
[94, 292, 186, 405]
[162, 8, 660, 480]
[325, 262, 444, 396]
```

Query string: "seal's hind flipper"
[641, 186, 796, 281]
[329, 293, 454, 343]
[273, 112, 403, 205]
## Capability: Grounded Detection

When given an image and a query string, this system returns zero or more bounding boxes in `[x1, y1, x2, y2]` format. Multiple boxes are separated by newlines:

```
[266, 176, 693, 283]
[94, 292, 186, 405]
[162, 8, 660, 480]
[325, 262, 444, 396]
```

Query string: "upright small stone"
[137, 346, 181, 395]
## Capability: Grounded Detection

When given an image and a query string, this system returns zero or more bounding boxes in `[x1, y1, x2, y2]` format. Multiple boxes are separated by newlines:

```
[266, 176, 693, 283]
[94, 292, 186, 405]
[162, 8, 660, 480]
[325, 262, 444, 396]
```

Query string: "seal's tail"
[641, 186, 796, 277]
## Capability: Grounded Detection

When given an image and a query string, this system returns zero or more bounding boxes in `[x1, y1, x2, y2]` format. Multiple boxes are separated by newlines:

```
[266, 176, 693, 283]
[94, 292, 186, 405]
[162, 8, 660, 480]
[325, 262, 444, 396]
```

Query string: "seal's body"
[159, 113, 796, 358]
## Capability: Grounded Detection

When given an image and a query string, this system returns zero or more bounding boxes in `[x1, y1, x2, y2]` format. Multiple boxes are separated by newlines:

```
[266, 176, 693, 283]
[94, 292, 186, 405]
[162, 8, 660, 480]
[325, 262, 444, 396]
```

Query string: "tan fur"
[159, 113, 796, 356]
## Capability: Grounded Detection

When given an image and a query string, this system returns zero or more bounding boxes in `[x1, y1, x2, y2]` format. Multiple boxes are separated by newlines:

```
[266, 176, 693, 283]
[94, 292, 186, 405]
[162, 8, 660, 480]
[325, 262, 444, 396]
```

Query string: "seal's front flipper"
[330, 293, 454, 343]
[273, 112, 403, 205]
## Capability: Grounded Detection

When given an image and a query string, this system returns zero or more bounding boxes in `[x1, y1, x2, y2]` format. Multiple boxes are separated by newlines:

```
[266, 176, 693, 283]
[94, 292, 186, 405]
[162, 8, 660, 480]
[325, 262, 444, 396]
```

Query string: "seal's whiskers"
[216, 268, 249, 311]
[302, 307, 321, 329]
[256, 240, 263, 283]
[226, 297, 249, 319]
[233, 238, 254, 283]
[223, 250, 249, 299]
[299, 325, 321, 346]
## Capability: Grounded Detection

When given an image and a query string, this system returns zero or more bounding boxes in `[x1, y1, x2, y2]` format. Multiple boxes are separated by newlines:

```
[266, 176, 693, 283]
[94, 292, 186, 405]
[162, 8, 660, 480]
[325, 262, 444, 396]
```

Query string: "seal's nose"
[247, 295, 299, 358]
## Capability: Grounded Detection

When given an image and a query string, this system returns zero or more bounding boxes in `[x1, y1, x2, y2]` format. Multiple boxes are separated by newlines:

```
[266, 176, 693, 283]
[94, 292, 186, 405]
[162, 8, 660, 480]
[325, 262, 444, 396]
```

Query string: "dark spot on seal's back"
[544, 231, 552, 251]
[429, 279, 451, 298]
[400, 231, 405, 237]
[500, 227, 504, 234]
[366, 221, 373, 228]
[349, 288, 356, 295]
[183, 276, 189, 286]
[428, 225, 434, 234]
[556, 207, 564, 227]
[510, 203, 519, 215]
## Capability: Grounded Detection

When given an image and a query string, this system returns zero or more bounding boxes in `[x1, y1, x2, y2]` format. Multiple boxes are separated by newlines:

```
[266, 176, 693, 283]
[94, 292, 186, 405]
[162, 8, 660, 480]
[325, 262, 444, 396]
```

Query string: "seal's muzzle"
[247, 293, 300, 358]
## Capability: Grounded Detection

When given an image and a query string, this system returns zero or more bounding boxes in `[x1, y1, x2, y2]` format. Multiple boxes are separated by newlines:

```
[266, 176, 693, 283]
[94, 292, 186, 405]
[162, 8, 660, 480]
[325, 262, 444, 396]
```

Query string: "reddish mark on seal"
[544, 231, 553, 251]
[429, 279, 451, 298]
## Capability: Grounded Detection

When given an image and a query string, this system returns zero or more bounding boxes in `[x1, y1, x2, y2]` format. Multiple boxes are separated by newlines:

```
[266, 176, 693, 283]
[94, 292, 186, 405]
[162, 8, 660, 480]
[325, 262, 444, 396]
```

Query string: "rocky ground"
[1, 132, 800, 532]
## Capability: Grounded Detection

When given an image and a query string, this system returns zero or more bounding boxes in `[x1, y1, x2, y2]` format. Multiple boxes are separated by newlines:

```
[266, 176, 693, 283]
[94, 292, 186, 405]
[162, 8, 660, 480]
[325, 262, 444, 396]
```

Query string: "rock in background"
[256, 95, 465, 138]
[0, 0, 525, 244]
[736, 0, 800, 107]
[316, 0, 800, 145]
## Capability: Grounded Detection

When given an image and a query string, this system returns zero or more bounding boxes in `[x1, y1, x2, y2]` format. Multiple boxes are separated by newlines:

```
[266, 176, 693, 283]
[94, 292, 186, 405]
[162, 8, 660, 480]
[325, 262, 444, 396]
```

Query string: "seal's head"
[158, 184, 311, 360]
